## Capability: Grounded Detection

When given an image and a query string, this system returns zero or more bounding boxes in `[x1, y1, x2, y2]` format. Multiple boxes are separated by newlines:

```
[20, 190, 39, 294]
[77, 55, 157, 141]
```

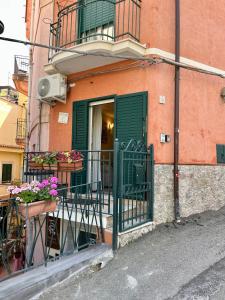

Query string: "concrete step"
[0, 244, 113, 300]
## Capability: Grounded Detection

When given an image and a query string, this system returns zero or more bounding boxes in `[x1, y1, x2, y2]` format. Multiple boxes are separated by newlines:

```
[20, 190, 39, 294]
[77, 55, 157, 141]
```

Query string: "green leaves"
[19, 191, 37, 203]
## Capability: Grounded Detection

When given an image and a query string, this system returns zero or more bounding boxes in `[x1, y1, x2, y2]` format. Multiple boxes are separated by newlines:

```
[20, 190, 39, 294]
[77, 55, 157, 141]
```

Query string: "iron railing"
[0, 141, 154, 280]
[49, 0, 141, 60]
[0, 182, 104, 281]
[24, 150, 114, 215]
[14, 56, 29, 76]
[16, 118, 26, 140]
[112, 140, 154, 237]
[118, 141, 154, 231]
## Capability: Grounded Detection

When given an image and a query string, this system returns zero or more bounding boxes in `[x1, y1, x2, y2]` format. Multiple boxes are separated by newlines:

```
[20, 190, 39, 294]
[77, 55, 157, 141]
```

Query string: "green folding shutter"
[115, 92, 148, 199]
[80, 0, 115, 33]
[72, 101, 89, 189]
[115, 92, 147, 144]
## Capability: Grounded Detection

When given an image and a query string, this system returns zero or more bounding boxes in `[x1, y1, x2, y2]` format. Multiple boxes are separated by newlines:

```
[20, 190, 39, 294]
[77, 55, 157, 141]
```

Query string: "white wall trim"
[147, 48, 225, 77]
[89, 99, 114, 106]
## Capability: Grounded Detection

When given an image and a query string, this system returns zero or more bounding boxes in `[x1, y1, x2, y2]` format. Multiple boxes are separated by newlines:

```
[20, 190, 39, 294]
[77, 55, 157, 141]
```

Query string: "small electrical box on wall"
[159, 96, 166, 104]
[160, 133, 171, 143]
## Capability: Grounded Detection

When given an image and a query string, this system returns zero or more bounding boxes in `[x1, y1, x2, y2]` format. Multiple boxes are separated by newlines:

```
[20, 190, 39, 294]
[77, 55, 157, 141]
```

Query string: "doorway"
[88, 100, 114, 188]
[72, 92, 148, 190]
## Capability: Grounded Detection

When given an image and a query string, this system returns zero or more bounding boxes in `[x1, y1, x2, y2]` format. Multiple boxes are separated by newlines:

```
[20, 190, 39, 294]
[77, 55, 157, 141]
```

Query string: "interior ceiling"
[101, 103, 114, 119]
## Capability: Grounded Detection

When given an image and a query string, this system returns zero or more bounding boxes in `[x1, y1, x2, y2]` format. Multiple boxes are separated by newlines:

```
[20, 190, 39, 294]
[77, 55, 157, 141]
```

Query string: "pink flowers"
[8, 177, 59, 204]
[56, 151, 83, 163]
[42, 179, 49, 187]
[49, 189, 58, 196]
[51, 183, 57, 189]
[50, 177, 58, 184]
[11, 187, 21, 195]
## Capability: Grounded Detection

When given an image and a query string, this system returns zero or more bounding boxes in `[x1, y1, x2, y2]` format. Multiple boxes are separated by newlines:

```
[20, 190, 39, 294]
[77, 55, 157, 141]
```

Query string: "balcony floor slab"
[45, 39, 146, 75]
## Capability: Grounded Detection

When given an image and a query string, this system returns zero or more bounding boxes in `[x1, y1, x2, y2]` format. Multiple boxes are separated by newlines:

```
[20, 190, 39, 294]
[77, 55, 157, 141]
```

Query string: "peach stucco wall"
[26, 0, 225, 164]
[48, 61, 225, 165]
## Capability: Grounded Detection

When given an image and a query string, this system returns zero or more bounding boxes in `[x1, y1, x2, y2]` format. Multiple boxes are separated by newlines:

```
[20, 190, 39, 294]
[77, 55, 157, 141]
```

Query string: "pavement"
[38, 207, 225, 300]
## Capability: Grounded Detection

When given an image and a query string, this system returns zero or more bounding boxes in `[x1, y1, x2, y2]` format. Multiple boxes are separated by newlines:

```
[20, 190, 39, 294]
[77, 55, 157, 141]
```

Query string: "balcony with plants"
[45, 0, 144, 75]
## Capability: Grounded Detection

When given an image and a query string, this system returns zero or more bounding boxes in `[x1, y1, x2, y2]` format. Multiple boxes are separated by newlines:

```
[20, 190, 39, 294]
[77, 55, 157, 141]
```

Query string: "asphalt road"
[38, 207, 225, 300]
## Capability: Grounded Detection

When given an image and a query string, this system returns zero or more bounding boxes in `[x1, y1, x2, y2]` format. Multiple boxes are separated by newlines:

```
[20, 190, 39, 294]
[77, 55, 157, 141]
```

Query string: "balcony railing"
[0, 184, 104, 280]
[0, 141, 154, 280]
[49, 0, 141, 60]
[16, 119, 26, 139]
[15, 119, 26, 146]
[14, 55, 29, 76]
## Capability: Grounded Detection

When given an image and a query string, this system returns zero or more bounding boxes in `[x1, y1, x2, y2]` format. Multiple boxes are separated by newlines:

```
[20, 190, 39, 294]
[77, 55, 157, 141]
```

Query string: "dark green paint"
[216, 144, 225, 163]
[79, 0, 115, 34]
[72, 101, 89, 189]
[2, 164, 12, 183]
[115, 92, 148, 144]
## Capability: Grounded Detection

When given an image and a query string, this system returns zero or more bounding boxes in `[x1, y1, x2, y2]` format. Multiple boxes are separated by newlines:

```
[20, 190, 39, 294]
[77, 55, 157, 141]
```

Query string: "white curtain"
[92, 107, 102, 190]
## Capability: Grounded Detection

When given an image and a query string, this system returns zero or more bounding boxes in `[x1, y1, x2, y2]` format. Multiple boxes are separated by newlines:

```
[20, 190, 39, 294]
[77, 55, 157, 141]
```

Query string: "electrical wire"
[68, 61, 153, 82]
[0, 36, 225, 79]
[0, 36, 157, 63]
[161, 57, 225, 79]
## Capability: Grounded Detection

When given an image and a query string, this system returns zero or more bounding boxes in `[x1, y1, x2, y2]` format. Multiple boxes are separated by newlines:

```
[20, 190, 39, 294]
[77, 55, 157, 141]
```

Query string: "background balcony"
[12, 55, 29, 96]
[45, 0, 144, 75]
[15, 118, 26, 146]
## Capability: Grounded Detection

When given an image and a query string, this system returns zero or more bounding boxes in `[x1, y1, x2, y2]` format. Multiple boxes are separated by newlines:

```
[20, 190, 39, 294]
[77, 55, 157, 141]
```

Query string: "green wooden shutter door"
[80, 0, 115, 33]
[72, 101, 89, 188]
[115, 92, 147, 144]
[115, 92, 147, 200]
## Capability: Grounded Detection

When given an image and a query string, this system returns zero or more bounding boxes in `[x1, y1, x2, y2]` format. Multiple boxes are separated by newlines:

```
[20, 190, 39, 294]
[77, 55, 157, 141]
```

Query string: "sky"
[0, 0, 28, 87]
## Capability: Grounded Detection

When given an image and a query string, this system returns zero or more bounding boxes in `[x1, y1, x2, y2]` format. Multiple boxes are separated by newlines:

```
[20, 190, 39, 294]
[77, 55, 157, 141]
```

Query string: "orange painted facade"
[26, 0, 225, 165]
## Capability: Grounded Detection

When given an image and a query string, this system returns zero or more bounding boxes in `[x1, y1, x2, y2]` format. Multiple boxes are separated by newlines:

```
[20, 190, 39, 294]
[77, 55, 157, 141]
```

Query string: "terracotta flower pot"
[43, 163, 58, 170]
[29, 161, 43, 170]
[58, 159, 83, 171]
[19, 200, 57, 219]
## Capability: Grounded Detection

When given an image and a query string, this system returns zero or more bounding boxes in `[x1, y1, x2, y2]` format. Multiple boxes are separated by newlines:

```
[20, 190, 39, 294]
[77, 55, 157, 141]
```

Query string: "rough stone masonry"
[154, 165, 225, 224]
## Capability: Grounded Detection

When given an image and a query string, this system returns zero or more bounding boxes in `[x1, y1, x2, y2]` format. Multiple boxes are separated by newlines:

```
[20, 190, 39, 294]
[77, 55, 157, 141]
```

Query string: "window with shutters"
[2, 164, 12, 183]
[79, 0, 115, 42]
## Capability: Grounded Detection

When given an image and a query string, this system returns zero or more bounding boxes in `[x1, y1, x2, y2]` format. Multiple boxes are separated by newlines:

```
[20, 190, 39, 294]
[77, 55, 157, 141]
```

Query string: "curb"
[0, 244, 113, 300]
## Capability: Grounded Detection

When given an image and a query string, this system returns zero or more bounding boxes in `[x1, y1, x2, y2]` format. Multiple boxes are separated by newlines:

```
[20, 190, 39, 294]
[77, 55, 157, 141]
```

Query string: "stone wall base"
[154, 165, 225, 224]
[118, 222, 155, 248]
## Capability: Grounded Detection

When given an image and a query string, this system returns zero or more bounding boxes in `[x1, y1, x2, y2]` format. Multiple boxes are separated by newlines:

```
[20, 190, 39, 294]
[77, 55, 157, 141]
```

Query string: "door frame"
[72, 92, 148, 186]
[88, 99, 114, 153]
[88, 98, 114, 183]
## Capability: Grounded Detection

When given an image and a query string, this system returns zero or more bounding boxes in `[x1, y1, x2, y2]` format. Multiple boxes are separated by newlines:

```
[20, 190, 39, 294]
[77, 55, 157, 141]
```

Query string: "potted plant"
[57, 150, 83, 171]
[28, 153, 44, 170]
[42, 152, 58, 170]
[7, 177, 59, 218]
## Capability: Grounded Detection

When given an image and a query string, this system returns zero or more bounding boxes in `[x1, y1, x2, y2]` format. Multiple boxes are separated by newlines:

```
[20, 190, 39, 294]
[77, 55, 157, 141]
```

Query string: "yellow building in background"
[0, 86, 27, 196]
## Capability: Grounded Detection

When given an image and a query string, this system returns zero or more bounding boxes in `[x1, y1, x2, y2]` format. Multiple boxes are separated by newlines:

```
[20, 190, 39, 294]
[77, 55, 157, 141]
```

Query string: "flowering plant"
[30, 153, 45, 165]
[56, 150, 83, 164]
[7, 177, 59, 204]
[29, 151, 82, 165]
[29, 152, 57, 165]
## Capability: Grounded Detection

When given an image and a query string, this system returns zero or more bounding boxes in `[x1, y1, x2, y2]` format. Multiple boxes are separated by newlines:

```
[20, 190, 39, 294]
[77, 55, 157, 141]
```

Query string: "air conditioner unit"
[37, 74, 67, 104]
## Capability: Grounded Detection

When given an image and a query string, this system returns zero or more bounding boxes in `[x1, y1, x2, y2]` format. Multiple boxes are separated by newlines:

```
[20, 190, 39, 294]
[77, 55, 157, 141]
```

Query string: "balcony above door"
[44, 0, 145, 75]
